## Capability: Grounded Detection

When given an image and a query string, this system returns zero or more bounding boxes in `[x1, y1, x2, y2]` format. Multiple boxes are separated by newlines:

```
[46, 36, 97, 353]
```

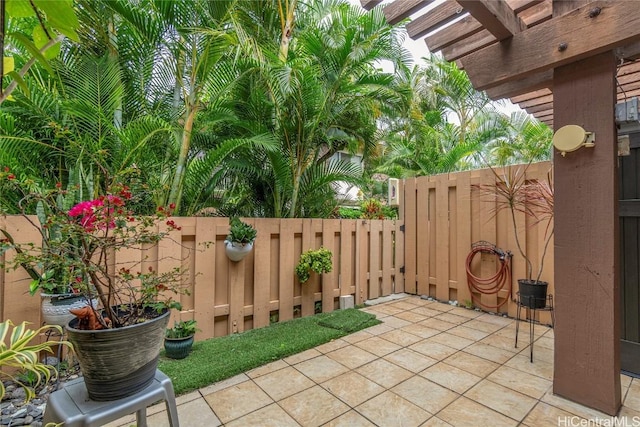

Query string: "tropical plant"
[165, 320, 199, 339]
[0, 320, 72, 402]
[226, 217, 257, 245]
[0, 168, 189, 329]
[295, 247, 333, 283]
[478, 164, 554, 283]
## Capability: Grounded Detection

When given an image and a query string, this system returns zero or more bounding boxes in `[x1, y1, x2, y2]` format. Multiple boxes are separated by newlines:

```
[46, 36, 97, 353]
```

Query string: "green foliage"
[166, 320, 199, 339]
[226, 217, 257, 244]
[295, 247, 333, 283]
[0, 320, 72, 402]
[159, 308, 380, 395]
[337, 207, 360, 219]
[360, 199, 385, 219]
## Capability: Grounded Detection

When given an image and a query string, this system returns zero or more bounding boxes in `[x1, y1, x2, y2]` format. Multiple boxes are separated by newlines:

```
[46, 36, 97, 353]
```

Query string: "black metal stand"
[515, 292, 555, 362]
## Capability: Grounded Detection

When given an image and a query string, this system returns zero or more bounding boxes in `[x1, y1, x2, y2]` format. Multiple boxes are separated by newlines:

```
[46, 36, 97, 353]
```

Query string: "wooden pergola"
[362, 0, 640, 416]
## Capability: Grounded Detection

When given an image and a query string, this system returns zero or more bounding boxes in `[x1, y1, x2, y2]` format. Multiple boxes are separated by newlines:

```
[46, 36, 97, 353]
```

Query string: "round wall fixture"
[552, 125, 595, 157]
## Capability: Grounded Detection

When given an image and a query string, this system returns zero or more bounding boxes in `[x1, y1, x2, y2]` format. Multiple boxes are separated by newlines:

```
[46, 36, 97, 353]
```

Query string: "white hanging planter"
[224, 240, 254, 262]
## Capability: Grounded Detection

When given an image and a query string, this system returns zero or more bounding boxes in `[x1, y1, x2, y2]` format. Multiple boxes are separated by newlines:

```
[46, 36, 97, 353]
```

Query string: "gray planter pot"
[224, 240, 253, 261]
[41, 293, 97, 327]
[164, 335, 195, 359]
[66, 306, 170, 401]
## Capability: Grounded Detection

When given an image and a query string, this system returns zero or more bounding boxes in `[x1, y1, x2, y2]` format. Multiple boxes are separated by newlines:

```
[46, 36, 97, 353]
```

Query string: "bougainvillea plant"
[0, 168, 189, 329]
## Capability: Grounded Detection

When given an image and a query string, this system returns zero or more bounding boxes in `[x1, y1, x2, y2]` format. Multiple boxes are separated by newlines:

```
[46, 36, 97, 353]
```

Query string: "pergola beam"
[406, 0, 464, 39]
[457, 0, 525, 40]
[425, 15, 483, 52]
[441, 29, 496, 62]
[359, 0, 383, 10]
[383, 0, 436, 25]
[460, 1, 640, 91]
[485, 70, 552, 99]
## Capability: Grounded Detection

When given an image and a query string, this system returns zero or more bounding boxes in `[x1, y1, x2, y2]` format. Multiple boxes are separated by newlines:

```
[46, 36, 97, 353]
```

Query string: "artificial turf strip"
[158, 308, 380, 395]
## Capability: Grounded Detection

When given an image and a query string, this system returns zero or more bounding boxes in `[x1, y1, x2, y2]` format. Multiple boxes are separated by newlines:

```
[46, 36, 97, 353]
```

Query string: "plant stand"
[515, 292, 555, 362]
[43, 369, 179, 427]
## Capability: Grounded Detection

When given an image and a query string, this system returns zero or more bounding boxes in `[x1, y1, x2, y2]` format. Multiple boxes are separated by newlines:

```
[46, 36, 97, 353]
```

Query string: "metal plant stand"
[515, 292, 555, 362]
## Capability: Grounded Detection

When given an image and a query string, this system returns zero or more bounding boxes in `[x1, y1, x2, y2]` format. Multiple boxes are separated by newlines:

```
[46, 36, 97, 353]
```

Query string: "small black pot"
[164, 335, 195, 359]
[518, 279, 549, 309]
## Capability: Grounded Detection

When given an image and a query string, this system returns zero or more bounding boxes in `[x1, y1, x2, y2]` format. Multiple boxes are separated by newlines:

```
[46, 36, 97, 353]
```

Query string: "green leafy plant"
[226, 217, 257, 245]
[0, 320, 72, 401]
[295, 247, 333, 283]
[166, 320, 200, 339]
[0, 168, 189, 328]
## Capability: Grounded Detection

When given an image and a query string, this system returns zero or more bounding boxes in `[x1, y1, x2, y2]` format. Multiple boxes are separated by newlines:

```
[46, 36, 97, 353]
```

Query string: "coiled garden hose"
[465, 241, 512, 309]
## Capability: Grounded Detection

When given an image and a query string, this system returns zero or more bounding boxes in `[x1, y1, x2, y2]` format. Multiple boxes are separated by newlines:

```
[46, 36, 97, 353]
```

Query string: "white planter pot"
[41, 293, 98, 327]
[224, 240, 253, 262]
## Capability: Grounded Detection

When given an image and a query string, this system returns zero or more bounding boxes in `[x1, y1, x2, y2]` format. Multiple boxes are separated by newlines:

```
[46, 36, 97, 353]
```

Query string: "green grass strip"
[158, 308, 380, 395]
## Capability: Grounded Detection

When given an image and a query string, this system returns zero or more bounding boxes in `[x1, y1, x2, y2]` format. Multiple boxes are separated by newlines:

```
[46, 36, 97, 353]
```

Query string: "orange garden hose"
[466, 241, 512, 309]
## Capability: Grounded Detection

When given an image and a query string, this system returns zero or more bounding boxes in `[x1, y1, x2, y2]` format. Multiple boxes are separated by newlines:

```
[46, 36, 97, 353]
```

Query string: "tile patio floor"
[106, 295, 639, 427]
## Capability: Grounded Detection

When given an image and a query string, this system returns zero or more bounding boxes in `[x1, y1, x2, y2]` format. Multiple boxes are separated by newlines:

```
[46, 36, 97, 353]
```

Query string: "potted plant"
[295, 247, 333, 283]
[224, 217, 257, 262]
[164, 319, 199, 359]
[482, 164, 554, 309]
[0, 168, 189, 401]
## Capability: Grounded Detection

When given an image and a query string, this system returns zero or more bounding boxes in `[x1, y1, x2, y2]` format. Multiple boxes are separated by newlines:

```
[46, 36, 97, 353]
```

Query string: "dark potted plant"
[482, 165, 554, 309]
[164, 319, 199, 359]
[295, 247, 333, 283]
[224, 217, 257, 261]
[0, 168, 189, 401]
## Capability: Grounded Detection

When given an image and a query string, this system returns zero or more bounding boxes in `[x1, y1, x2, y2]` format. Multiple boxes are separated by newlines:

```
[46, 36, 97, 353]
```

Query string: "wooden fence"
[0, 217, 404, 340]
[401, 161, 554, 321]
[0, 162, 556, 338]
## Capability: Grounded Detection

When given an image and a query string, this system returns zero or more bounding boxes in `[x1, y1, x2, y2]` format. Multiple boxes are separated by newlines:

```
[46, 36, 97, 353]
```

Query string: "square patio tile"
[465, 379, 537, 421]
[247, 360, 288, 379]
[315, 339, 350, 353]
[253, 366, 315, 401]
[534, 335, 554, 350]
[322, 410, 377, 427]
[427, 303, 455, 312]
[225, 404, 299, 427]
[420, 362, 483, 394]
[443, 351, 499, 377]
[378, 329, 425, 346]
[394, 310, 429, 323]
[505, 354, 553, 381]
[479, 333, 522, 353]
[447, 325, 490, 341]
[411, 307, 445, 317]
[371, 305, 405, 315]
[383, 348, 438, 373]
[390, 300, 421, 310]
[448, 307, 482, 319]
[203, 380, 273, 424]
[420, 318, 457, 332]
[436, 396, 518, 427]
[362, 323, 395, 336]
[380, 316, 413, 329]
[462, 342, 516, 364]
[145, 398, 222, 427]
[475, 313, 514, 326]
[322, 371, 385, 407]
[522, 402, 583, 427]
[279, 386, 349, 427]
[356, 391, 431, 427]
[428, 332, 474, 350]
[540, 390, 613, 420]
[409, 340, 458, 360]
[198, 373, 249, 396]
[463, 319, 505, 333]
[284, 348, 322, 365]
[435, 313, 469, 325]
[517, 344, 553, 364]
[400, 323, 442, 339]
[420, 416, 454, 426]
[356, 358, 414, 389]
[487, 365, 552, 399]
[341, 330, 375, 344]
[623, 381, 640, 412]
[326, 345, 378, 369]
[293, 354, 350, 383]
[355, 336, 402, 357]
[392, 376, 458, 414]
